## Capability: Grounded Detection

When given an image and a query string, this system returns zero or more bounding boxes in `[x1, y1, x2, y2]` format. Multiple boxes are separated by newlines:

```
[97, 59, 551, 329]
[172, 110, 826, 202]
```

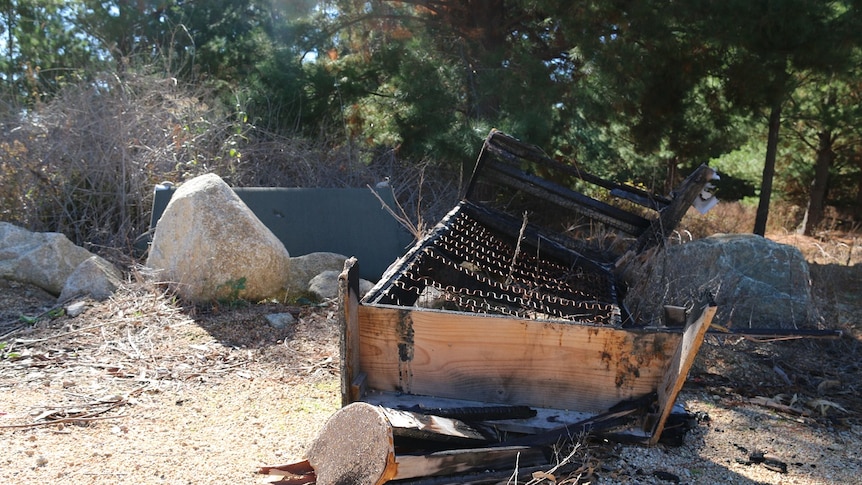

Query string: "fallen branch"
[0, 413, 127, 429]
[14, 320, 114, 344]
[0, 394, 132, 429]
[746, 396, 813, 419]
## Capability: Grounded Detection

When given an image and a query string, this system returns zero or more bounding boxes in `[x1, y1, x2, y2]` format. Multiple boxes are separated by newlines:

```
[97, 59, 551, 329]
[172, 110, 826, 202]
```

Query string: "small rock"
[58, 255, 123, 302]
[65, 301, 87, 318]
[0, 222, 95, 295]
[817, 379, 841, 395]
[652, 470, 680, 483]
[287, 252, 348, 293]
[308, 270, 375, 300]
[265, 313, 296, 329]
[307, 271, 341, 300]
[35, 455, 48, 467]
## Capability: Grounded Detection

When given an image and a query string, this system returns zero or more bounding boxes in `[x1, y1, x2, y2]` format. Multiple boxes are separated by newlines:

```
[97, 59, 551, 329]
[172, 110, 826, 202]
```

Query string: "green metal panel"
[150, 186, 413, 281]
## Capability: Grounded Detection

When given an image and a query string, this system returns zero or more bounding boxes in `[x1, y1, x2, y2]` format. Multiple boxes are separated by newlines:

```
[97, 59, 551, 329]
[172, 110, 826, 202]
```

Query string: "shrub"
[0, 69, 460, 267]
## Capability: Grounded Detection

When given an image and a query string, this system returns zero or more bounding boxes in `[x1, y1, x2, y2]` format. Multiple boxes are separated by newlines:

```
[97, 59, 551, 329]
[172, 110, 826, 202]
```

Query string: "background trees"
[1, 0, 861, 252]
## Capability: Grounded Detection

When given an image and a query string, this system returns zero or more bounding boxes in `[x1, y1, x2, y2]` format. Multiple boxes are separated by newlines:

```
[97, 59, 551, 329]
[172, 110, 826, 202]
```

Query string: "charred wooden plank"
[466, 130, 716, 254]
[398, 404, 537, 421]
[708, 328, 842, 339]
[481, 160, 651, 235]
[634, 165, 717, 252]
[339, 257, 362, 406]
[471, 129, 672, 209]
[491, 393, 655, 448]
[363, 391, 596, 436]
[388, 462, 579, 485]
[393, 446, 547, 481]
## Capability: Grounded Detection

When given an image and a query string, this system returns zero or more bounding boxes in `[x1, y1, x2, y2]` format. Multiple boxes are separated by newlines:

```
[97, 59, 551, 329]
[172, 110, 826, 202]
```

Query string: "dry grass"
[0, 278, 342, 484]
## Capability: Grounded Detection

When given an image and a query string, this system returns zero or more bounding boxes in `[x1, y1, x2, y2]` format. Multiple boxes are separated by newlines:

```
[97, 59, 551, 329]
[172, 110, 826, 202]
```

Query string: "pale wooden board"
[649, 304, 716, 445]
[362, 390, 595, 435]
[379, 407, 490, 443]
[356, 305, 684, 413]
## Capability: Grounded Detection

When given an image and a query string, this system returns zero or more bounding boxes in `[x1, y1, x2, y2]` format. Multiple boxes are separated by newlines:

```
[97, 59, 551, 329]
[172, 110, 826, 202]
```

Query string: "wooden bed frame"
[261, 130, 719, 484]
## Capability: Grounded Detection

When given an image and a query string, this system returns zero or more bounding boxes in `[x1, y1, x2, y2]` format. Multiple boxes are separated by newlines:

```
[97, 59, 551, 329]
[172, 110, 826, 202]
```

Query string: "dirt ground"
[1, 232, 860, 484]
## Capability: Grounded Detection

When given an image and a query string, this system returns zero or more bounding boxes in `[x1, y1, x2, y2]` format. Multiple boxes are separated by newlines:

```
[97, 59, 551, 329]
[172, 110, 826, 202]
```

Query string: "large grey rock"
[621, 234, 818, 329]
[288, 252, 348, 294]
[0, 222, 95, 295]
[146, 173, 291, 303]
[59, 256, 123, 302]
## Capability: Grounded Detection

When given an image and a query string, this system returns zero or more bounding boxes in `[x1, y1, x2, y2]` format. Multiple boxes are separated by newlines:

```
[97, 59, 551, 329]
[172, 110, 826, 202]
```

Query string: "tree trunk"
[665, 157, 678, 194]
[753, 101, 782, 236]
[801, 130, 835, 236]
[446, 0, 506, 120]
[2, 3, 14, 91]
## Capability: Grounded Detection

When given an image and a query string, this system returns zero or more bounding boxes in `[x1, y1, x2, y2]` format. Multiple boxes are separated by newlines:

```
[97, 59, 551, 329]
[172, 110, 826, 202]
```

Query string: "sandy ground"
[0, 284, 342, 484]
[1, 232, 860, 484]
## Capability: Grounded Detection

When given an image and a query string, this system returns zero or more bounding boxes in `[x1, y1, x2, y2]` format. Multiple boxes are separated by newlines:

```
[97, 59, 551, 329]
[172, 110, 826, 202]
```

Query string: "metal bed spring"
[439, 211, 615, 301]
[376, 210, 621, 325]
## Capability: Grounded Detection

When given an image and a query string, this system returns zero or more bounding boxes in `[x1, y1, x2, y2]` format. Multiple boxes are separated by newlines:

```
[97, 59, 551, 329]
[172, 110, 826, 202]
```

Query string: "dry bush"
[679, 199, 808, 239]
[229, 136, 460, 235]
[0, 71, 234, 261]
[678, 201, 756, 238]
[0, 71, 461, 265]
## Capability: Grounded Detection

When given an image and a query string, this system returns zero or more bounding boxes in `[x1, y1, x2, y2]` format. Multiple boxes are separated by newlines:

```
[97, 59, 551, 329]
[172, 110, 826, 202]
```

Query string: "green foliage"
[709, 138, 765, 201]
[18, 314, 39, 325]
[285, 290, 324, 307]
[17, 306, 65, 326]
[216, 277, 248, 307]
[2, 0, 862, 242]
[0, 0, 101, 106]
[0, 341, 21, 360]
[779, 64, 862, 220]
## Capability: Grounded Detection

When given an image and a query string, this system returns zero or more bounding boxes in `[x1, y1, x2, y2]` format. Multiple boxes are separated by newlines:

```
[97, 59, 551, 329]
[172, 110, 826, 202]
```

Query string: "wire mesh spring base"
[374, 208, 622, 325]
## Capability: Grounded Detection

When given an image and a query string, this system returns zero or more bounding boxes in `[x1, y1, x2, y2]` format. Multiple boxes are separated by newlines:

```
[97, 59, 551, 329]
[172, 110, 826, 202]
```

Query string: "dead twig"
[745, 396, 813, 421]
[521, 443, 584, 485]
[0, 398, 129, 429]
[0, 414, 128, 429]
[0, 385, 145, 430]
[367, 182, 425, 241]
[506, 212, 529, 286]
[14, 320, 114, 344]
[0, 324, 27, 342]
[0, 301, 73, 340]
